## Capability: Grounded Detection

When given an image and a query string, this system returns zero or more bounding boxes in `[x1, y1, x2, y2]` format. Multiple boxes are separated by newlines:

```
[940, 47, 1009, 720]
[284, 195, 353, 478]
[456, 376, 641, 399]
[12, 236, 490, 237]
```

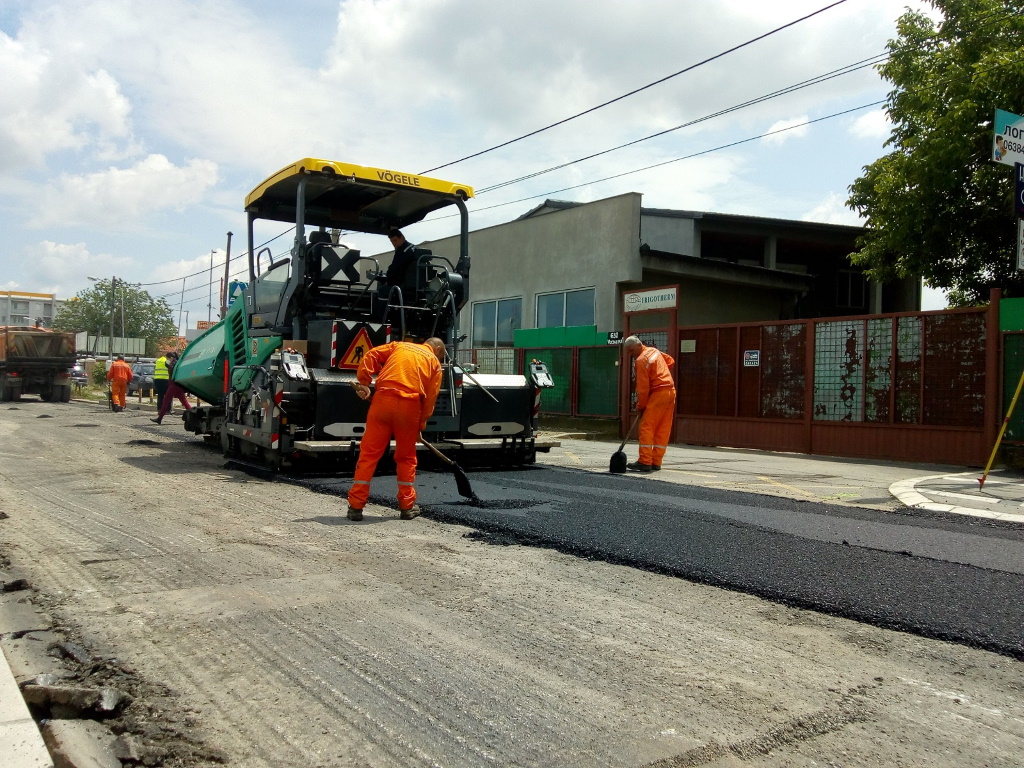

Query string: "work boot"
[626, 461, 653, 473]
[347, 506, 363, 521]
[150, 417, 162, 424]
[400, 504, 421, 520]
[651, 465, 662, 471]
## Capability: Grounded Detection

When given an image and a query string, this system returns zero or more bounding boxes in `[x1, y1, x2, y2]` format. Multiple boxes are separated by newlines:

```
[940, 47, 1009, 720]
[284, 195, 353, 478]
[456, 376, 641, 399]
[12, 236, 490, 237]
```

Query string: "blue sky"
[0, 0, 944, 329]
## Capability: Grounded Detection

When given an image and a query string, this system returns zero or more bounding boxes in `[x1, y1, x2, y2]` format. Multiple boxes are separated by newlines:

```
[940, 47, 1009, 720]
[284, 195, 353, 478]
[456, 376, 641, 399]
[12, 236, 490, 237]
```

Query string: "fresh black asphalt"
[312, 464, 1024, 660]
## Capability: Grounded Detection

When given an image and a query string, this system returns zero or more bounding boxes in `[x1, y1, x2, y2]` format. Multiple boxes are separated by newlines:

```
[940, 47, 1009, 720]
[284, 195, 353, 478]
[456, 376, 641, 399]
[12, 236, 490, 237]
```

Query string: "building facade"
[391, 192, 919, 348]
[0, 291, 65, 328]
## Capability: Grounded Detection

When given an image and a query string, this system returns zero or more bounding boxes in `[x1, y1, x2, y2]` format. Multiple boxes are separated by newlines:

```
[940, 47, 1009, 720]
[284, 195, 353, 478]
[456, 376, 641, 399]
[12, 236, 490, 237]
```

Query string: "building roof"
[516, 198, 865, 235]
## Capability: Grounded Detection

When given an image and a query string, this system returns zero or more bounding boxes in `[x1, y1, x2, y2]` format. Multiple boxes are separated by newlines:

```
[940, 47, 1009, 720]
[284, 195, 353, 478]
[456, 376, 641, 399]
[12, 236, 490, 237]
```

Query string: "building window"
[536, 288, 595, 328]
[837, 270, 867, 309]
[472, 297, 522, 348]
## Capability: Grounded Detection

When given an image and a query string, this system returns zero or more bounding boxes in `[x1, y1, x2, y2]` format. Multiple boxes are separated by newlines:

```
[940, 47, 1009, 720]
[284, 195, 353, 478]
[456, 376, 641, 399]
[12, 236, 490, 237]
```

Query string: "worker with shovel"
[623, 335, 676, 473]
[347, 337, 446, 521]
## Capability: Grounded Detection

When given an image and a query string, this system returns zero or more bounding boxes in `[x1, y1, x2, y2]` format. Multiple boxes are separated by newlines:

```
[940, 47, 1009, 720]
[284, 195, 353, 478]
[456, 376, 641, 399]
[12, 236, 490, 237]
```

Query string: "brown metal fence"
[675, 305, 996, 465]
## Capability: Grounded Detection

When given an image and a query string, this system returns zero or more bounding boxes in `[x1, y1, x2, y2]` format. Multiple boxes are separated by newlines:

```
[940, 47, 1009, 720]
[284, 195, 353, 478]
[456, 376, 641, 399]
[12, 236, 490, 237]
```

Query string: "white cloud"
[802, 192, 862, 226]
[0, 0, 939, 296]
[762, 116, 810, 146]
[850, 109, 891, 140]
[23, 240, 134, 295]
[28, 155, 219, 229]
[0, 31, 134, 173]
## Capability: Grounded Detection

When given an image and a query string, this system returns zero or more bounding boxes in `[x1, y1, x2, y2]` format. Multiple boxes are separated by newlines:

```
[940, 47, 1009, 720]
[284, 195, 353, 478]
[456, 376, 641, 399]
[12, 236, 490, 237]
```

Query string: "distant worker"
[153, 351, 170, 412]
[106, 354, 133, 413]
[151, 352, 192, 425]
[623, 336, 676, 472]
[347, 338, 446, 521]
[384, 228, 418, 291]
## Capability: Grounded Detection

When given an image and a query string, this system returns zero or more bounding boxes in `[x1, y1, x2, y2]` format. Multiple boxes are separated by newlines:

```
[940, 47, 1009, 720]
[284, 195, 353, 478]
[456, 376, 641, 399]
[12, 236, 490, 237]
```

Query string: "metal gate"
[673, 303, 998, 465]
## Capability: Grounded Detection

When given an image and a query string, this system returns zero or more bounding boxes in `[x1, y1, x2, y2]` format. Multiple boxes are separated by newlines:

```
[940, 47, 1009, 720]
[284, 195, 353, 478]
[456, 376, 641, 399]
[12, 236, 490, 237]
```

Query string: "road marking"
[562, 451, 583, 465]
[758, 475, 819, 498]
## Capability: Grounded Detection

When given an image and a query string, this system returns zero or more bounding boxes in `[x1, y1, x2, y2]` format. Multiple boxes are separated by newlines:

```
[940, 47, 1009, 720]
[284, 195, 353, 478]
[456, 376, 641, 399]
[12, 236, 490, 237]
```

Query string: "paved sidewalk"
[891, 468, 1024, 524]
[540, 436, 950, 511]
[541, 435, 1024, 523]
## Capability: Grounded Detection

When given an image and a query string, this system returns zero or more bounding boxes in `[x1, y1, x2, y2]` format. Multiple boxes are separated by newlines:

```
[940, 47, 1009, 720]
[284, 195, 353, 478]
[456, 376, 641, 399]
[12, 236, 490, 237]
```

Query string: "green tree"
[847, 0, 1024, 306]
[53, 279, 177, 357]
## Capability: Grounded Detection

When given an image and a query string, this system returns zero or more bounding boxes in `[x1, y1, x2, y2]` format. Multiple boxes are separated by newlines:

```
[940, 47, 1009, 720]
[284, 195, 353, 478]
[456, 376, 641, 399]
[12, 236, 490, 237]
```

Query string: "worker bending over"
[347, 337, 446, 521]
[623, 335, 676, 472]
[106, 354, 134, 413]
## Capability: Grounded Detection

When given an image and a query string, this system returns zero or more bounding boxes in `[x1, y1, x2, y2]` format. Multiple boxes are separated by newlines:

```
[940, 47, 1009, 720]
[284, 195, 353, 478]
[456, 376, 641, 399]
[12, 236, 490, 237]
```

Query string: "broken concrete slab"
[0, 592, 52, 635]
[0, 631, 70, 685]
[41, 720, 119, 768]
[22, 685, 131, 718]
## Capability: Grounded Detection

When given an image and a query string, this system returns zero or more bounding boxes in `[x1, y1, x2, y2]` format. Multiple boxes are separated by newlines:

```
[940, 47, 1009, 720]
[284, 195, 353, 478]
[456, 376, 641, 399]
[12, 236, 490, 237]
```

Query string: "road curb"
[889, 473, 1024, 524]
[0, 618, 53, 768]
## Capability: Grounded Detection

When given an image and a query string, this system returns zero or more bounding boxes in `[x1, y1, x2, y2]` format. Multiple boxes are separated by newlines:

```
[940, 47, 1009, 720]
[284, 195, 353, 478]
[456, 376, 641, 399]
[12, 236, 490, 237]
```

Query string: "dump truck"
[0, 326, 76, 402]
[172, 158, 556, 470]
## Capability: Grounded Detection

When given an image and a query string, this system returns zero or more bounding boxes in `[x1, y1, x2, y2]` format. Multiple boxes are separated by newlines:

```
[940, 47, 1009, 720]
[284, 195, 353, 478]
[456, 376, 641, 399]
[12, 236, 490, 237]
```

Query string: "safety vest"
[154, 356, 169, 380]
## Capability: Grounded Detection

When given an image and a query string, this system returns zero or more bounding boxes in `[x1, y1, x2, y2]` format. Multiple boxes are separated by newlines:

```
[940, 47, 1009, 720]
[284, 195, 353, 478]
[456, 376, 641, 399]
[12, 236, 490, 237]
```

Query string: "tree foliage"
[52, 279, 178, 357]
[847, 0, 1024, 306]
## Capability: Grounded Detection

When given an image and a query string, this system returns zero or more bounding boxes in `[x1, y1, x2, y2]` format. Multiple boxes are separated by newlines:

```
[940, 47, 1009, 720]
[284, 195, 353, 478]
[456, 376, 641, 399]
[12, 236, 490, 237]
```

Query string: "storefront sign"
[624, 287, 677, 313]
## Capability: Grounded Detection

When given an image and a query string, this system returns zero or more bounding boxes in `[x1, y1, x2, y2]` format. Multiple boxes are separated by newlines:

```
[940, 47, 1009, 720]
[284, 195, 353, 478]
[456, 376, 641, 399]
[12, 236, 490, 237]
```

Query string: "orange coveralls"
[635, 345, 676, 468]
[106, 359, 134, 409]
[348, 342, 442, 511]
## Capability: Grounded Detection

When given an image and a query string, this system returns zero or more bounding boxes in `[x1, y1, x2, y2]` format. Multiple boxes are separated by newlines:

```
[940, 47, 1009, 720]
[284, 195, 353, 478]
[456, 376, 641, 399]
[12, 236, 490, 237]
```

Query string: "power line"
[477, 54, 888, 194]
[475, 5, 1022, 195]
[465, 101, 886, 217]
[135, 227, 294, 288]
[420, 0, 850, 174]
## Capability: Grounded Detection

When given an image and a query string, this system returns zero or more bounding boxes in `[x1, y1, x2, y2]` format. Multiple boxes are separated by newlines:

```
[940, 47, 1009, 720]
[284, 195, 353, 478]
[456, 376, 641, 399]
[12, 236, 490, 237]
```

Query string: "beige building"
[0, 291, 65, 328]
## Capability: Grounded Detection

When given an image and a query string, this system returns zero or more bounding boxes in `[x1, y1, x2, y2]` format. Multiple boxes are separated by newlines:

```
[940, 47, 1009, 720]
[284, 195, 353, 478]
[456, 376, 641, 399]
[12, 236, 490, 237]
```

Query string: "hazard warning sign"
[337, 327, 374, 369]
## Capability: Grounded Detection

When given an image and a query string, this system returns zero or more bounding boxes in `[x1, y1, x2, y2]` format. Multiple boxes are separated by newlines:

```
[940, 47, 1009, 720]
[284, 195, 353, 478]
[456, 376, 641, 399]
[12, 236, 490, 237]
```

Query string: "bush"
[91, 363, 108, 386]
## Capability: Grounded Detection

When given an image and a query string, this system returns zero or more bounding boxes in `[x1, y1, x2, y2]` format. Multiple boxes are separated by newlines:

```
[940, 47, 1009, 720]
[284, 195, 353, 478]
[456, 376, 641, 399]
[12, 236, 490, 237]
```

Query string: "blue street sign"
[228, 281, 247, 306]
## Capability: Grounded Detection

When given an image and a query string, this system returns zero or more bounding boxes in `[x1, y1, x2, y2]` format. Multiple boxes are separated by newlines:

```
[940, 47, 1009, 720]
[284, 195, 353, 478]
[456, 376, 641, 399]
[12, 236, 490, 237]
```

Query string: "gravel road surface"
[1, 400, 1023, 767]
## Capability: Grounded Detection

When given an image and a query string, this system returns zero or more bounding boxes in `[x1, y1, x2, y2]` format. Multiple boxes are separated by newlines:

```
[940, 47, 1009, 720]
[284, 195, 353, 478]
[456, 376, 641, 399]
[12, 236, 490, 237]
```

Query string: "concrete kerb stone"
[889, 473, 1024, 524]
[0, 620, 53, 768]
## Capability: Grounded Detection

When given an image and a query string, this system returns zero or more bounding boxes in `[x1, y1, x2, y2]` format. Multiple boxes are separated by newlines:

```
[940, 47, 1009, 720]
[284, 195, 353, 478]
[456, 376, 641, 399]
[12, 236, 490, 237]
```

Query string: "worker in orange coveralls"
[623, 335, 676, 473]
[347, 337, 446, 521]
[105, 354, 134, 413]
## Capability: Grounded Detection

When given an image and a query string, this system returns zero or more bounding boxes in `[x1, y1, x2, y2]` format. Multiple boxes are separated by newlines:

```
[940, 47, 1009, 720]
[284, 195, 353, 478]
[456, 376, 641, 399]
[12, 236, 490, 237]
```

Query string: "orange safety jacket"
[106, 360, 134, 383]
[357, 341, 442, 421]
[635, 345, 675, 410]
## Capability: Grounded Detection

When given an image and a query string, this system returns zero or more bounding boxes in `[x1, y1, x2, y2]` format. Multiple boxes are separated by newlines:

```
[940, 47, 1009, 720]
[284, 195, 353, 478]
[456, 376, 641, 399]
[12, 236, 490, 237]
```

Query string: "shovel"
[609, 413, 642, 473]
[420, 433, 476, 499]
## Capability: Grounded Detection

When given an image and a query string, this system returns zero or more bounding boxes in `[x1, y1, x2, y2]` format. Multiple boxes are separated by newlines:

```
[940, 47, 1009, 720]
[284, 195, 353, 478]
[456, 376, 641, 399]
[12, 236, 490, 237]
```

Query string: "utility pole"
[221, 231, 233, 318]
[109, 276, 117, 362]
[178, 277, 186, 336]
[207, 249, 215, 325]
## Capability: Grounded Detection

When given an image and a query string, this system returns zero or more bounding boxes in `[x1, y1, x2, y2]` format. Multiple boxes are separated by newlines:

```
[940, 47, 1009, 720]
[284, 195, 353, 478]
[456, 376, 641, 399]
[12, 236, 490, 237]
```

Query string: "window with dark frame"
[536, 288, 595, 328]
[472, 297, 522, 348]
[837, 270, 867, 309]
